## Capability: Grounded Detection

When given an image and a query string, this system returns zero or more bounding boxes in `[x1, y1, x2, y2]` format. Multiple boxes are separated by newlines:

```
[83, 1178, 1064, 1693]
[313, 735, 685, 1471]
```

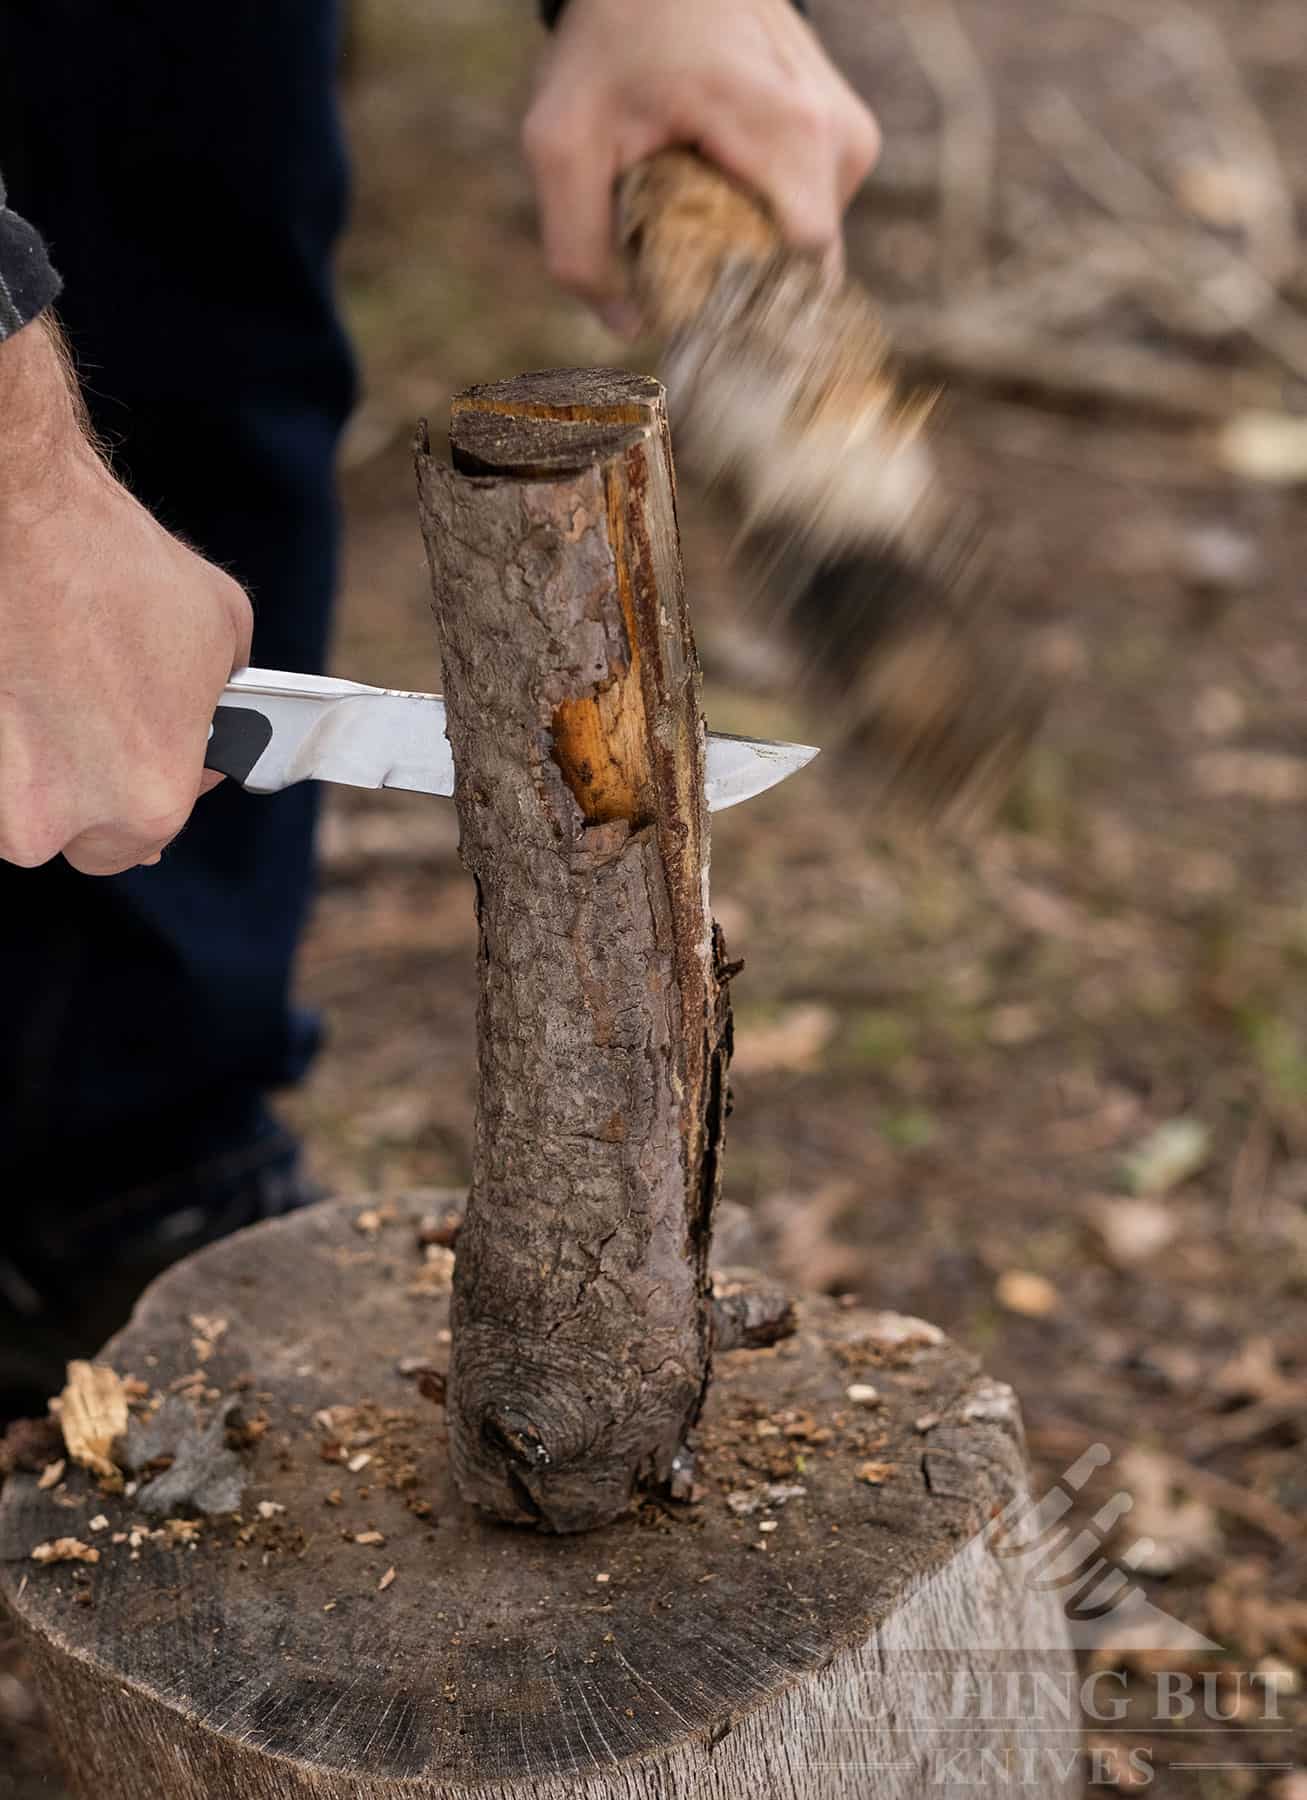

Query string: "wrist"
[0, 316, 97, 512]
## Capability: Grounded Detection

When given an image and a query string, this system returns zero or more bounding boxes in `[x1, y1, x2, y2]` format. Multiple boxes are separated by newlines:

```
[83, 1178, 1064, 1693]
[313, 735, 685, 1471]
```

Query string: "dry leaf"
[1194, 749, 1307, 804]
[1213, 1336, 1287, 1403]
[1116, 1447, 1221, 1576]
[31, 1538, 99, 1566]
[60, 1363, 129, 1481]
[995, 1269, 1060, 1318]
[1120, 1119, 1210, 1196]
[1218, 411, 1307, 485]
[1089, 1197, 1177, 1267]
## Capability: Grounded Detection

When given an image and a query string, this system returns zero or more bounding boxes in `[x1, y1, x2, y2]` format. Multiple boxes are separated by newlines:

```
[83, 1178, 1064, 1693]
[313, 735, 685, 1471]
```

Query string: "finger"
[524, 104, 626, 305]
[63, 829, 164, 876]
[63, 808, 187, 877]
[700, 113, 843, 254]
[836, 103, 883, 205]
[232, 596, 254, 671]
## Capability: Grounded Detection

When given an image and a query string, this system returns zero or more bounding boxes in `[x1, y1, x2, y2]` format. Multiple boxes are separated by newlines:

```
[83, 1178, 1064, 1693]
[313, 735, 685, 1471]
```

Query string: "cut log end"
[0, 1200, 1079, 1800]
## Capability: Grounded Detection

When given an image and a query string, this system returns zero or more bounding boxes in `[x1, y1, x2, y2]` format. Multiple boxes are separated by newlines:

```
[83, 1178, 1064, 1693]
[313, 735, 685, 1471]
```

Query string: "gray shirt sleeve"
[0, 170, 61, 341]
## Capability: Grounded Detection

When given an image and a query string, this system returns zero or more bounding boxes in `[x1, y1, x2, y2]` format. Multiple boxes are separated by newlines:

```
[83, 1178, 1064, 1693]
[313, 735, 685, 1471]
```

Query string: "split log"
[414, 371, 732, 1533]
[0, 1198, 1082, 1800]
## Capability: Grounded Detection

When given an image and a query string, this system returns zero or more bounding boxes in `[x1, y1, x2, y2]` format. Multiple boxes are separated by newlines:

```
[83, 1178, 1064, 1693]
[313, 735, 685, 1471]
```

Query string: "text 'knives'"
[206, 669, 818, 814]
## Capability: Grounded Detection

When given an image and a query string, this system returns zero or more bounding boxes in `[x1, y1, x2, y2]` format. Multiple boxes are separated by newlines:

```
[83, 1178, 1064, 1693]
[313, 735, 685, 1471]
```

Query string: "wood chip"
[354, 1530, 386, 1547]
[60, 1363, 129, 1481]
[378, 1566, 397, 1592]
[994, 1269, 1060, 1318]
[256, 1501, 285, 1521]
[36, 1459, 66, 1491]
[188, 1315, 228, 1345]
[857, 1461, 895, 1486]
[31, 1538, 100, 1566]
[347, 1452, 373, 1474]
[845, 1384, 881, 1407]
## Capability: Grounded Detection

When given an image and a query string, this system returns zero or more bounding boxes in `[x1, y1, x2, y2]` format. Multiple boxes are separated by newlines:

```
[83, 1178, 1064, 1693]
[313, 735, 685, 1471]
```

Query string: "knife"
[205, 669, 818, 814]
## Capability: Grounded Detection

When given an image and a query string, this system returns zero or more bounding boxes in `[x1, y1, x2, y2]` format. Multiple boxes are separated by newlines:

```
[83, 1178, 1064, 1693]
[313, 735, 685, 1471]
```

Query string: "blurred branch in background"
[853, 0, 1307, 425]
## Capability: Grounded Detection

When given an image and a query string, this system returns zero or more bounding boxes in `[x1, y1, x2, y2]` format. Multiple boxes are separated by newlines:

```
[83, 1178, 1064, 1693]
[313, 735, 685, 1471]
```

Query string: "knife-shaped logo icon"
[206, 670, 818, 814]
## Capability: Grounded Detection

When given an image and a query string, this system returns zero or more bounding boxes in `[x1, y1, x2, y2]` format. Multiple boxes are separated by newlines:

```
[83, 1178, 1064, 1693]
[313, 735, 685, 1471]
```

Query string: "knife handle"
[205, 705, 274, 787]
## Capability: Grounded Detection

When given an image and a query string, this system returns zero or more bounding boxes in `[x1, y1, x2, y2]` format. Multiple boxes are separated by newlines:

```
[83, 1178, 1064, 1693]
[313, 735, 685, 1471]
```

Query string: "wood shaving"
[59, 1363, 128, 1481]
[188, 1314, 228, 1344]
[36, 1459, 65, 1491]
[378, 1566, 397, 1592]
[30, 1538, 99, 1566]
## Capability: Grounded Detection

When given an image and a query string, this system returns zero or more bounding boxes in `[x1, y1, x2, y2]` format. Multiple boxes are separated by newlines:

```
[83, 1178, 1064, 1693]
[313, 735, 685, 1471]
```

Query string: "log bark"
[414, 371, 732, 1533]
[0, 1199, 1082, 1800]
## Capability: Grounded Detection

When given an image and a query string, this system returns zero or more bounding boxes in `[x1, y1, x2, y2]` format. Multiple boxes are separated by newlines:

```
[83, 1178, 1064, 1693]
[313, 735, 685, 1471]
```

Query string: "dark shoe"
[0, 1132, 321, 1428]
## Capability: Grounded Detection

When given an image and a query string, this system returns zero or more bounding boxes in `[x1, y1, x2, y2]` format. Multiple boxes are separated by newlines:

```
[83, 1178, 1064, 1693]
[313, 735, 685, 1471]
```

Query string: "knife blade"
[206, 669, 818, 814]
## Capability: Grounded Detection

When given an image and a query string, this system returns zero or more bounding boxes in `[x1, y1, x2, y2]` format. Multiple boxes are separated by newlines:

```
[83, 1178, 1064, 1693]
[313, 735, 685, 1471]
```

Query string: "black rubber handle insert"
[205, 706, 275, 787]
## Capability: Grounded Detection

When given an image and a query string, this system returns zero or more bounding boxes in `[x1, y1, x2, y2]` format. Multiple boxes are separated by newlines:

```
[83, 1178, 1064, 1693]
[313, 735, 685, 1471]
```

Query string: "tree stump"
[0, 371, 1079, 1794]
[0, 1198, 1080, 1798]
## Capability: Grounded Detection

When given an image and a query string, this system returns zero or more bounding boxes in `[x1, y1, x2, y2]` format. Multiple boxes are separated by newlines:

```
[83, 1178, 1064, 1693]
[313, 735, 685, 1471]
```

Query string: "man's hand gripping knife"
[0, 316, 253, 875]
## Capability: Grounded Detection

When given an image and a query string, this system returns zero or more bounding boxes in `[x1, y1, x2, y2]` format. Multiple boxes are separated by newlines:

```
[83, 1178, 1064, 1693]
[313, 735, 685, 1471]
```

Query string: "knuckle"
[0, 799, 66, 869]
[785, 90, 833, 141]
[143, 799, 194, 846]
[849, 107, 882, 173]
[544, 249, 600, 296]
[521, 105, 568, 169]
[2, 831, 60, 870]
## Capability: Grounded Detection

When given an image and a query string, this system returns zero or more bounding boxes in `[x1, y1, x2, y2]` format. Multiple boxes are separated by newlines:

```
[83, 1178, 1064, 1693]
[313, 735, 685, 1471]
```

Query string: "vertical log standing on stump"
[415, 371, 733, 1532]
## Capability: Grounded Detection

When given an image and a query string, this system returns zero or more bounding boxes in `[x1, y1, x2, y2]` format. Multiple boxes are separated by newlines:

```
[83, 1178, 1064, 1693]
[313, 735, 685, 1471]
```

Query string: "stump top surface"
[0, 1200, 1029, 1789]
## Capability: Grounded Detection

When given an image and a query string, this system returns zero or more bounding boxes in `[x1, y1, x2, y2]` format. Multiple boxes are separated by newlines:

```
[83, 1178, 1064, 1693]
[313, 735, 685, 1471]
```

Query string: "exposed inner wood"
[416, 370, 731, 1532]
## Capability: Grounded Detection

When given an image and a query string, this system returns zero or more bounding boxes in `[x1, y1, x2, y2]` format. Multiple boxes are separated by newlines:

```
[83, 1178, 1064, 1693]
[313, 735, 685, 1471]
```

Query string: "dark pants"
[0, 3, 355, 1283]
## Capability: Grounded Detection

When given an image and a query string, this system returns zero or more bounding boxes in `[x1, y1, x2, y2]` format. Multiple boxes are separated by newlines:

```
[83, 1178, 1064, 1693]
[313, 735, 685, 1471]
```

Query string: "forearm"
[0, 314, 90, 512]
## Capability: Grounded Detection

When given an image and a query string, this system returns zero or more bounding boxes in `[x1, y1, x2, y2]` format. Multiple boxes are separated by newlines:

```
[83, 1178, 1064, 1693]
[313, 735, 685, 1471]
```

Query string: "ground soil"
[3, 1, 1305, 1794]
